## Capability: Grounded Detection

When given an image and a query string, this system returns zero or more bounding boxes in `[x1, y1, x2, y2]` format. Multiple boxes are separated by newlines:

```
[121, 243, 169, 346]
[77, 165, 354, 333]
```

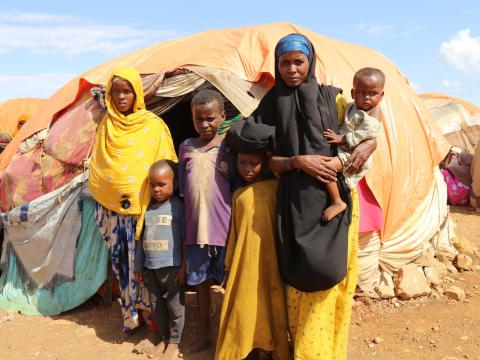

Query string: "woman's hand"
[345, 138, 377, 174]
[295, 155, 338, 183]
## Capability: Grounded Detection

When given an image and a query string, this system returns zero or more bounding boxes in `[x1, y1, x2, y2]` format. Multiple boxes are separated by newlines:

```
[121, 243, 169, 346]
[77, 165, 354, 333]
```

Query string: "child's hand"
[176, 261, 186, 287]
[134, 271, 144, 284]
[220, 271, 229, 289]
[323, 129, 345, 144]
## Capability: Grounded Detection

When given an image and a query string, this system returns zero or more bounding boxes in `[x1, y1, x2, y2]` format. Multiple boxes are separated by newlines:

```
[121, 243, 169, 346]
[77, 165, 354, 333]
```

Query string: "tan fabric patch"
[145, 215, 172, 226]
[143, 239, 169, 251]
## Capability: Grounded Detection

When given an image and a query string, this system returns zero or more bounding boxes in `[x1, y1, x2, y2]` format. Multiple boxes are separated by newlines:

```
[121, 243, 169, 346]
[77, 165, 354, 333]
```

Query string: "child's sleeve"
[178, 143, 186, 197]
[223, 193, 237, 272]
[133, 231, 145, 273]
[346, 113, 382, 148]
[336, 93, 348, 126]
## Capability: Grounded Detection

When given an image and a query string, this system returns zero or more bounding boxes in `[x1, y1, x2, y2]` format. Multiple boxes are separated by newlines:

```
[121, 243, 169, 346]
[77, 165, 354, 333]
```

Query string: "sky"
[0, 1, 479, 105]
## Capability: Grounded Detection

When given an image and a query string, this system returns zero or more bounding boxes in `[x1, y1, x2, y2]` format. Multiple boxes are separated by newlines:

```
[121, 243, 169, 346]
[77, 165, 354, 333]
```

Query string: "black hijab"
[252, 34, 352, 292]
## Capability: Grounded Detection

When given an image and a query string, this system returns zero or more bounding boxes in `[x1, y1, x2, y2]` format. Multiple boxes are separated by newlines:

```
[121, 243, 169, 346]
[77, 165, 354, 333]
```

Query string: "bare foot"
[322, 200, 347, 221]
[160, 343, 180, 360]
[133, 332, 159, 354]
[147, 340, 167, 358]
[184, 337, 212, 355]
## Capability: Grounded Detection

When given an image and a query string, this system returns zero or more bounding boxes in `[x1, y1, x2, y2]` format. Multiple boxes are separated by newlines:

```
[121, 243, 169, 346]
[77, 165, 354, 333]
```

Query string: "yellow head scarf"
[89, 66, 177, 238]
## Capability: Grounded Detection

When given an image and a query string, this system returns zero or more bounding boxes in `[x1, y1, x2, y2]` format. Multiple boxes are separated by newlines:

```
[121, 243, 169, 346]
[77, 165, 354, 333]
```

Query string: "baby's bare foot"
[322, 201, 347, 221]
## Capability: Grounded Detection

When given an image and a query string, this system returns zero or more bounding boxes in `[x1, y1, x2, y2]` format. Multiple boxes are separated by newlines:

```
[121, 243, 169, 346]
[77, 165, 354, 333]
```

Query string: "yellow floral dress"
[286, 191, 359, 359]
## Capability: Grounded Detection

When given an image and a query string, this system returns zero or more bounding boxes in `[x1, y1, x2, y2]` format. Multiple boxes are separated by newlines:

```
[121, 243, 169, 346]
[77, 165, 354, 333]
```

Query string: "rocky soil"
[0, 206, 479, 360]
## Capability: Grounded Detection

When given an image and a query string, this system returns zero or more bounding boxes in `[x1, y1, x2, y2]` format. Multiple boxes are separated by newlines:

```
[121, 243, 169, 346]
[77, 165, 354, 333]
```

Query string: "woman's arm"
[344, 138, 377, 173]
[268, 155, 340, 183]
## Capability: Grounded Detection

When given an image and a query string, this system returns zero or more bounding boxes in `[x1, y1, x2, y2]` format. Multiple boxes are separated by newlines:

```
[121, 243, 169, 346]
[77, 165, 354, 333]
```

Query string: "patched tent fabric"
[0, 98, 45, 138]
[0, 22, 452, 293]
[420, 93, 480, 153]
[0, 196, 108, 315]
[0, 83, 103, 210]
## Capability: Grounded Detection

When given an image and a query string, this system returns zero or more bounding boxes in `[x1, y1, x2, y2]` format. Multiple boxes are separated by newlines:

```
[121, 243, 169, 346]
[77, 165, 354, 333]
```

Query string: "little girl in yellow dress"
[215, 120, 289, 360]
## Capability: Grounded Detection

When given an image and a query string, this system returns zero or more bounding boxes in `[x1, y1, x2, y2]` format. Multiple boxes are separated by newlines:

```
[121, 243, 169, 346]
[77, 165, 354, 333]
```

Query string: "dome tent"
[0, 23, 453, 313]
[0, 98, 45, 138]
[419, 93, 480, 153]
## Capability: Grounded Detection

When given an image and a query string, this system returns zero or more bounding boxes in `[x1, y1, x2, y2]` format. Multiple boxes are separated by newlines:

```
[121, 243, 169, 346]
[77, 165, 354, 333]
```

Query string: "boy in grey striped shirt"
[134, 160, 185, 360]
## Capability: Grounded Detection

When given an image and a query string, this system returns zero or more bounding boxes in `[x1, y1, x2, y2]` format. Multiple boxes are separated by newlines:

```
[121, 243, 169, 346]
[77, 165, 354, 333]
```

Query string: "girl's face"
[277, 51, 309, 87]
[237, 153, 264, 183]
[110, 78, 136, 115]
[192, 101, 226, 141]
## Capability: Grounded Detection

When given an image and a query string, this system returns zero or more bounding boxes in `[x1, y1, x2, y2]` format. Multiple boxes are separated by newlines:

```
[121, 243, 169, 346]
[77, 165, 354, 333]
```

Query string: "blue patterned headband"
[275, 34, 311, 58]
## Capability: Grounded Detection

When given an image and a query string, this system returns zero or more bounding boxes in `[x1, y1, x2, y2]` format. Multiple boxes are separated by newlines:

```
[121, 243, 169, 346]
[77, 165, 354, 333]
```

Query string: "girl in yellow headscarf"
[89, 67, 177, 331]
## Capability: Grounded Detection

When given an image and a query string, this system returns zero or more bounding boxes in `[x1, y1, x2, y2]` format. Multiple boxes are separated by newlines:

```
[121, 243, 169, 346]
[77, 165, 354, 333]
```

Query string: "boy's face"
[351, 75, 384, 112]
[149, 167, 174, 204]
[192, 102, 225, 141]
[110, 78, 136, 116]
[237, 153, 264, 183]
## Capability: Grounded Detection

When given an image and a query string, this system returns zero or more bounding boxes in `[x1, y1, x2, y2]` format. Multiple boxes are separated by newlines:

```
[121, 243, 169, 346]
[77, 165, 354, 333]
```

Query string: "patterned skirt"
[95, 203, 149, 331]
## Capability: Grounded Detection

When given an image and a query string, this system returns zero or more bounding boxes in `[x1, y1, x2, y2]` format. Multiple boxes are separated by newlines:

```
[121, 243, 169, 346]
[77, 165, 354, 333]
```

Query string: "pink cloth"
[357, 178, 384, 233]
[441, 169, 470, 205]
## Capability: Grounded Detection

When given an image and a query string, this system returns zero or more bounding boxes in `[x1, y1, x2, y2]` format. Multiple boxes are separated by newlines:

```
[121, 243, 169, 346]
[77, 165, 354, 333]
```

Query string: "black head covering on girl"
[225, 119, 274, 154]
[251, 34, 352, 292]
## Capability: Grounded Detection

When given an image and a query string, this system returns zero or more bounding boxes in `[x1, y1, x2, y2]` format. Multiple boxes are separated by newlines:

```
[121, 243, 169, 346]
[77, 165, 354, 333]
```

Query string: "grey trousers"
[146, 267, 185, 343]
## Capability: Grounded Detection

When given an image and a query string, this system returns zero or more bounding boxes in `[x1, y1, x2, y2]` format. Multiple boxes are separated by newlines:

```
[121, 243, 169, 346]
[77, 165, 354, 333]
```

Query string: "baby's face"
[351, 75, 384, 112]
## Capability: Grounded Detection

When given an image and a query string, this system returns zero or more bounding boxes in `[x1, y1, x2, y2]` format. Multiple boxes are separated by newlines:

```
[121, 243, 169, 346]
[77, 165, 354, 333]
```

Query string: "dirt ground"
[0, 206, 479, 360]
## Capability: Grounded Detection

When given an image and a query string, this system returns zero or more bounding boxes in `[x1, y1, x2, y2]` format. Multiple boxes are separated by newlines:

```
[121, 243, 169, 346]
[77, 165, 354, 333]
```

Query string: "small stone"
[429, 338, 435, 344]
[445, 286, 466, 301]
[375, 284, 395, 299]
[393, 264, 431, 300]
[414, 251, 437, 267]
[447, 264, 459, 274]
[436, 252, 454, 265]
[452, 237, 474, 253]
[434, 261, 448, 278]
[394, 302, 401, 308]
[424, 266, 441, 286]
[368, 343, 375, 349]
[432, 326, 440, 332]
[359, 296, 373, 306]
[454, 254, 473, 271]
[0, 315, 13, 323]
[372, 336, 384, 344]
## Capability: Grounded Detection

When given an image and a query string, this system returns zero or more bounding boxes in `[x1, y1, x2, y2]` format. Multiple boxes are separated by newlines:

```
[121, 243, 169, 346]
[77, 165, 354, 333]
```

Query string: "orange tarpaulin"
[0, 22, 450, 243]
[419, 93, 480, 153]
[421, 93, 480, 116]
[0, 97, 45, 137]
